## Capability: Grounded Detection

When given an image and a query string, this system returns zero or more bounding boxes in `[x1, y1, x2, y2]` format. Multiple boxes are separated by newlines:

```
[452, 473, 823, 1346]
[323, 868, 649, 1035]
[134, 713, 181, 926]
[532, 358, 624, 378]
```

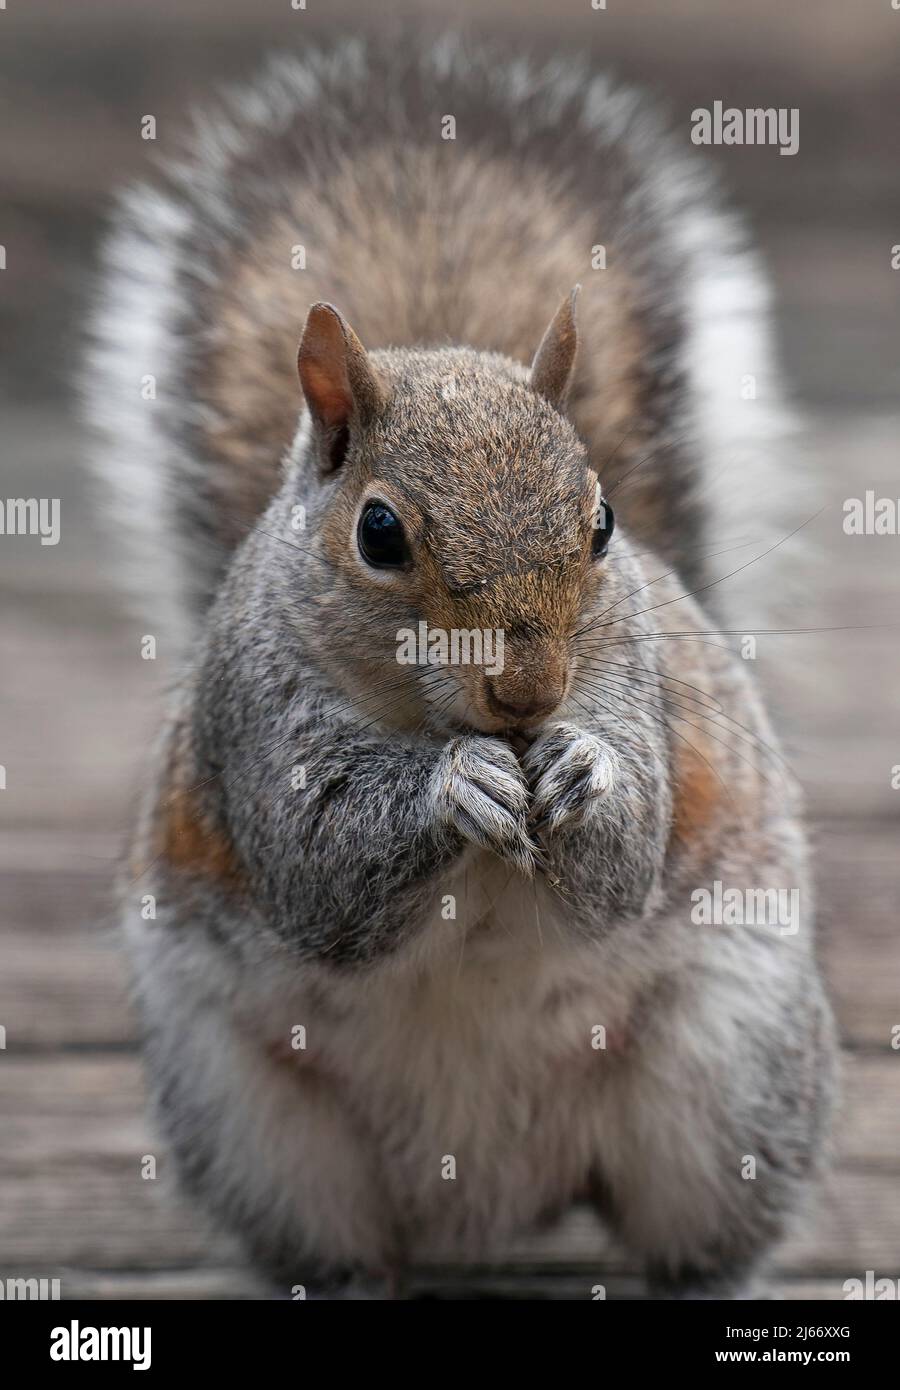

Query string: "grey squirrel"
[87, 37, 836, 1297]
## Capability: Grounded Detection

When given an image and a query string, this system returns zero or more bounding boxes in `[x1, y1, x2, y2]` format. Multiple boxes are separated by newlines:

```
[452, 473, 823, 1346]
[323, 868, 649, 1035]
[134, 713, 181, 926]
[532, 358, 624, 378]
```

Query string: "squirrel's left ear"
[297, 303, 387, 472]
[529, 285, 580, 412]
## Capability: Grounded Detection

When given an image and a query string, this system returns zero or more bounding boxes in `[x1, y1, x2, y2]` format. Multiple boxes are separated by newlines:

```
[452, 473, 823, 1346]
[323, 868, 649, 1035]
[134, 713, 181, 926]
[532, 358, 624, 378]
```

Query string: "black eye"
[357, 501, 410, 568]
[592, 496, 615, 558]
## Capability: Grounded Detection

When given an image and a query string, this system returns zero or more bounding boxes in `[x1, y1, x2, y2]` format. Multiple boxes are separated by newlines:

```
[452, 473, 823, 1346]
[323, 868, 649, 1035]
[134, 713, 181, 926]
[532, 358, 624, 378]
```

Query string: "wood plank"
[840, 1057, 900, 1170]
[1, 929, 134, 1051]
[815, 823, 900, 1049]
[0, 871, 133, 1048]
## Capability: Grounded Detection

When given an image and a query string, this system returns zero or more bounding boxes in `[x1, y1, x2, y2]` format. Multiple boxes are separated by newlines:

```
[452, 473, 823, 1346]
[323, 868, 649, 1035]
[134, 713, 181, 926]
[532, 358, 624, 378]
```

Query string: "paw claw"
[524, 722, 618, 836]
[433, 735, 536, 873]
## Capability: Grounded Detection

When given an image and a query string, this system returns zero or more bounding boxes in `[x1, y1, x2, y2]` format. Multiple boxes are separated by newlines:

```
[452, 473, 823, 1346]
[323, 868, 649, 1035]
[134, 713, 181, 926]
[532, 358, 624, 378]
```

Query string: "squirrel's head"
[289, 292, 617, 736]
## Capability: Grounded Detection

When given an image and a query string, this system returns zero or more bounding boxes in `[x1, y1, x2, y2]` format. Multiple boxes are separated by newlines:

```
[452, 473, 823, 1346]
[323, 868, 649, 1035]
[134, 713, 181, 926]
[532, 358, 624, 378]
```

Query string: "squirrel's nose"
[484, 667, 567, 724]
[488, 691, 561, 722]
[482, 639, 569, 726]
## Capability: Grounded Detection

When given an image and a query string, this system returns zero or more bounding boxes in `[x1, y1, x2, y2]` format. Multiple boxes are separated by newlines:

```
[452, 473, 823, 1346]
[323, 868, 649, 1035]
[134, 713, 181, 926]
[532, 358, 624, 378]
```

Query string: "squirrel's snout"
[483, 661, 568, 728]
[486, 689, 562, 723]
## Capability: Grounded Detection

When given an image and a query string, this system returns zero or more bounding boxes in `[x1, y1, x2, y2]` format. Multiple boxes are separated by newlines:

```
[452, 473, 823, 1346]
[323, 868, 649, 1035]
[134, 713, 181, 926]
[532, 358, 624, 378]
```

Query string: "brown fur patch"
[154, 734, 246, 890]
[669, 732, 723, 851]
[159, 786, 244, 888]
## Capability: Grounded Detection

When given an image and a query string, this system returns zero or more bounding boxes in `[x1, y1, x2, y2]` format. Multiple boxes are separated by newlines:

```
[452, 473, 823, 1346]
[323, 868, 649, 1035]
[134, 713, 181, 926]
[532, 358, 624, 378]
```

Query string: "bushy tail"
[84, 37, 801, 659]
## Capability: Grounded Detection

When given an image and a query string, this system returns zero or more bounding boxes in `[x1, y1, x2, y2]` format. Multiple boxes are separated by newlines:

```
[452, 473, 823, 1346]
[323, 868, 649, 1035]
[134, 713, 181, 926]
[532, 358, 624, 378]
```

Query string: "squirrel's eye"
[592, 497, 614, 559]
[357, 501, 410, 568]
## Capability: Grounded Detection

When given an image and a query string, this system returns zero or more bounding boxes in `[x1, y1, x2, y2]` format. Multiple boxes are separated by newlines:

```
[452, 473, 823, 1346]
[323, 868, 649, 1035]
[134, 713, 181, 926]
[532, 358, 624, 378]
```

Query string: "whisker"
[601, 431, 690, 501]
[583, 505, 829, 634]
[576, 666, 788, 778]
[222, 512, 318, 562]
[574, 617, 899, 653]
[573, 681, 740, 813]
[575, 673, 778, 792]
[573, 654, 726, 713]
[580, 535, 788, 641]
[604, 534, 757, 566]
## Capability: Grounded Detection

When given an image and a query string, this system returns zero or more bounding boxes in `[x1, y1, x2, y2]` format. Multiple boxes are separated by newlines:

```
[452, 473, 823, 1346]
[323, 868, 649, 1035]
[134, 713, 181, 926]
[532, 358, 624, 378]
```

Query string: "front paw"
[522, 722, 618, 836]
[431, 735, 539, 876]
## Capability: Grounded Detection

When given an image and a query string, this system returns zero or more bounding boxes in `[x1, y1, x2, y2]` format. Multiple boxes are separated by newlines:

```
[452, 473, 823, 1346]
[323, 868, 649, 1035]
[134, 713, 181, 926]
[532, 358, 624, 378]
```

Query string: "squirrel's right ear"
[529, 286, 580, 412]
[297, 303, 387, 472]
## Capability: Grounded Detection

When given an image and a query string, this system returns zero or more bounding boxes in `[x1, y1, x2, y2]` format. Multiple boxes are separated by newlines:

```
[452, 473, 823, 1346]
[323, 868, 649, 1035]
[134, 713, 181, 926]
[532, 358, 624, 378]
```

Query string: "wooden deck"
[2, 0, 899, 1300]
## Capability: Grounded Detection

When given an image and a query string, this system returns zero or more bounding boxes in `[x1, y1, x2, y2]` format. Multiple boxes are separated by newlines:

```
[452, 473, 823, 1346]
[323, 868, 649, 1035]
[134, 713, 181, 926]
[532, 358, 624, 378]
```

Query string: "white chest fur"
[238, 853, 644, 1259]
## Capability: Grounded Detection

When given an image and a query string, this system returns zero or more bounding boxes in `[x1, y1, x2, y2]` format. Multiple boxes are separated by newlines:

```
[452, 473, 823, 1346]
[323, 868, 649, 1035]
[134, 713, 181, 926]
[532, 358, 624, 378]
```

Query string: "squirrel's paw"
[432, 735, 539, 876]
[523, 722, 619, 836]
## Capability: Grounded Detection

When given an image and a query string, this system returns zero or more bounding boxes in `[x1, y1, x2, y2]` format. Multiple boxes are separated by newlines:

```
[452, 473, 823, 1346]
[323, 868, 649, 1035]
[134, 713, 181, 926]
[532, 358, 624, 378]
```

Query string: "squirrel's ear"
[297, 303, 387, 471]
[529, 286, 580, 412]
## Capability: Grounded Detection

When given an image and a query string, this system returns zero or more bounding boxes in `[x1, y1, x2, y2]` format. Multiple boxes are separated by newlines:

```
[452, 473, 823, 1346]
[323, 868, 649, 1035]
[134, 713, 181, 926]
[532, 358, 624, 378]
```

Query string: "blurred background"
[1, 0, 898, 1298]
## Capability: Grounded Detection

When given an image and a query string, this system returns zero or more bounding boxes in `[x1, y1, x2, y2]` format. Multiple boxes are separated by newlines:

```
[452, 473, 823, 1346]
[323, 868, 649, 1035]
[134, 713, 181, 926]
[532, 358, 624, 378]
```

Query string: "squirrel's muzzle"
[483, 643, 569, 727]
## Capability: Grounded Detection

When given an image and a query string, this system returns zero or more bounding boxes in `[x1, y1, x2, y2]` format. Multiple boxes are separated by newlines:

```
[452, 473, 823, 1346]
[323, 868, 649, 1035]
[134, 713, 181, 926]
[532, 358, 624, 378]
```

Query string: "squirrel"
[86, 37, 836, 1297]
